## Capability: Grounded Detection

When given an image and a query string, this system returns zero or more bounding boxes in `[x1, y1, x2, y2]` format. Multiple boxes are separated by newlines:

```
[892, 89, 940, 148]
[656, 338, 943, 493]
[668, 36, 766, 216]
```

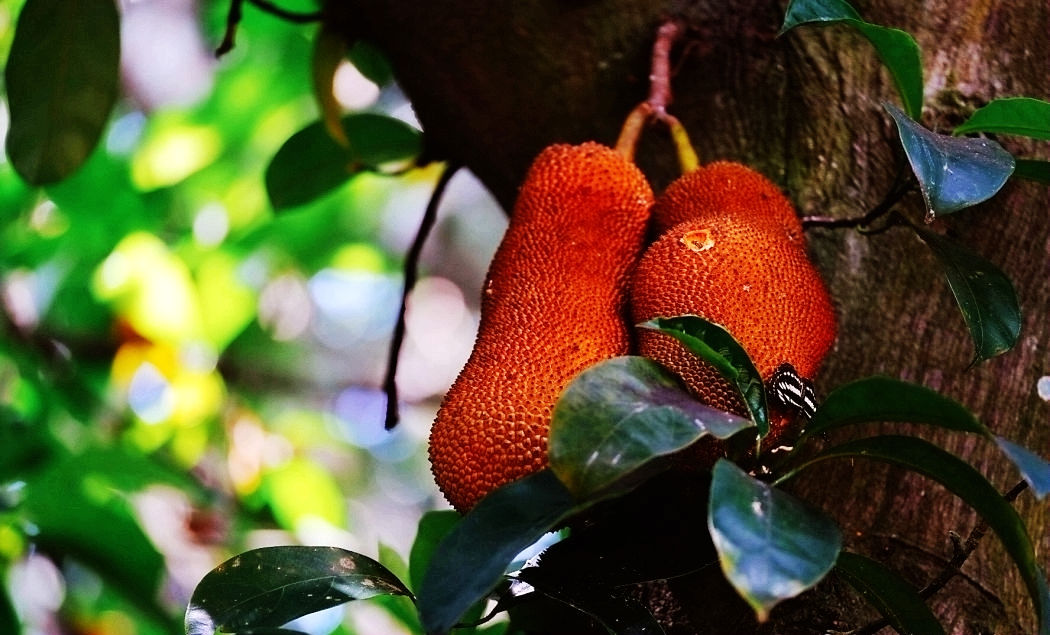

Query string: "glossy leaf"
[780, 0, 923, 118]
[886, 103, 1015, 219]
[996, 437, 1050, 499]
[548, 356, 754, 499]
[708, 460, 841, 621]
[803, 376, 988, 441]
[516, 569, 665, 635]
[418, 470, 577, 635]
[915, 228, 1021, 363]
[4, 0, 120, 184]
[954, 97, 1050, 140]
[785, 435, 1047, 634]
[1014, 159, 1050, 185]
[265, 114, 422, 210]
[409, 510, 462, 594]
[835, 552, 945, 635]
[311, 27, 351, 147]
[185, 546, 411, 634]
[640, 316, 769, 436]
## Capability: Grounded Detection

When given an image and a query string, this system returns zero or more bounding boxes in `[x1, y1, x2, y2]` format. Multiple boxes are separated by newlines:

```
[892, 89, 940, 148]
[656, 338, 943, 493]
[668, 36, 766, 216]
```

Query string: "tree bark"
[331, 1, 1050, 632]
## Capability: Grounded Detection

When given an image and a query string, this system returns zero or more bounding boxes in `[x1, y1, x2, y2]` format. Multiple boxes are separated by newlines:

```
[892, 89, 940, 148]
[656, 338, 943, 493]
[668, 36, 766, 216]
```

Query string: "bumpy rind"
[631, 163, 836, 454]
[429, 142, 655, 511]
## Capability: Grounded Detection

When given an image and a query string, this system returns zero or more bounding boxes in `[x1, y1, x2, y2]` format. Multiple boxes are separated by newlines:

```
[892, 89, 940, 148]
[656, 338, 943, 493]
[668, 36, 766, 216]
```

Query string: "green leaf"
[886, 103, 1015, 219]
[915, 228, 1021, 363]
[4, 0, 120, 184]
[803, 376, 988, 441]
[548, 356, 754, 499]
[418, 469, 577, 635]
[954, 97, 1050, 140]
[640, 316, 769, 437]
[708, 460, 842, 622]
[784, 435, 1047, 634]
[311, 27, 350, 147]
[348, 40, 395, 87]
[995, 437, 1050, 500]
[780, 0, 923, 118]
[515, 569, 665, 635]
[835, 552, 945, 635]
[409, 510, 462, 594]
[1014, 159, 1050, 185]
[265, 113, 422, 211]
[185, 546, 412, 634]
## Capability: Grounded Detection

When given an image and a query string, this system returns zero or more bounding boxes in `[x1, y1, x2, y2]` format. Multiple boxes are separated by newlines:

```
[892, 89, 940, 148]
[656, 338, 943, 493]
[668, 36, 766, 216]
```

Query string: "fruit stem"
[614, 102, 653, 161]
[665, 114, 699, 173]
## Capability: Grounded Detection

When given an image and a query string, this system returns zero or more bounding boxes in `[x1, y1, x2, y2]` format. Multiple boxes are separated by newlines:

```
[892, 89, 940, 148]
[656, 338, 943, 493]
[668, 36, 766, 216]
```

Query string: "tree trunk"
[331, 1, 1050, 632]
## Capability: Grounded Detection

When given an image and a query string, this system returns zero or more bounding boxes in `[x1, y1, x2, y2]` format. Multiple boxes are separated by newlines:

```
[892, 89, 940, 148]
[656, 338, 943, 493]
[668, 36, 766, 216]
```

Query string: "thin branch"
[802, 167, 916, 231]
[850, 480, 1030, 635]
[216, 0, 324, 57]
[647, 19, 683, 117]
[383, 162, 462, 430]
[215, 0, 244, 57]
[246, 0, 325, 23]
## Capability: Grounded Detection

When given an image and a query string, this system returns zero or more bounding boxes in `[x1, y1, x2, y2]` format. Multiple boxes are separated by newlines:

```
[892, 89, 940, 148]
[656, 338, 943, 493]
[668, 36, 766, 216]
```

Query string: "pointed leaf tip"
[886, 103, 1014, 220]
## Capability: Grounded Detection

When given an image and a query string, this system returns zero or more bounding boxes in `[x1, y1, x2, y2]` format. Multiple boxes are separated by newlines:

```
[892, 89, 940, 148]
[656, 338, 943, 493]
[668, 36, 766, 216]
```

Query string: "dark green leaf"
[516, 569, 665, 635]
[348, 40, 395, 87]
[409, 510, 462, 594]
[803, 376, 988, 441]
[418, 470, 577, 635]
[1014, 159, 1050, 185]
[708, 460, 841, 621]
[783, 435, 1047, 633]
[954, 97, 1050, 140]
[995, 437, 1050, 500]
[780, 0, 923, 118]
[186, 546, 411, 634]
[548, 356, 754, 499]
[265, 114, 422, 210]
[835, 552, 945, 635]
[0, 586, 19, 635]
[915, 228, 1021, 363]
[640, 316, 768, 437]
[886, 103, 1015, 219]
[4, 0, 120, 184]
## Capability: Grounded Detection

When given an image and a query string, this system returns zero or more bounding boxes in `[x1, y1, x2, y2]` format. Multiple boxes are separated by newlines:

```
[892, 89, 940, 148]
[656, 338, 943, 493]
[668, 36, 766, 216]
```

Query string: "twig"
[850, 480, 1030, 635]
[802, 166, 916, 231]
[216, 0, 324, 57]
[247, 0, 324, 23]
[647, 19, 683, 117]
[215, 0, 244, 57]
[383, 163, 462, 430]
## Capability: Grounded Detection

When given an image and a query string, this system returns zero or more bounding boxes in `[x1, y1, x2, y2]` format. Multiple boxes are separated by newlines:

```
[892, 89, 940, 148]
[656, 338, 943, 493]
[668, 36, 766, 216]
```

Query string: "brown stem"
[647, 19, 683, 116]
[246, 0, 325, 23]
[215, 0, 244, 57]
[383, 162, 462, 430]
[803, 169, 916, 231]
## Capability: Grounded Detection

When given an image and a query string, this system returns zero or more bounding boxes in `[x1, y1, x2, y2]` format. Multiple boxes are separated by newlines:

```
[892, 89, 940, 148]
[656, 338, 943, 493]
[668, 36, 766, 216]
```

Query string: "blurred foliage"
[0, 2, 477, 634]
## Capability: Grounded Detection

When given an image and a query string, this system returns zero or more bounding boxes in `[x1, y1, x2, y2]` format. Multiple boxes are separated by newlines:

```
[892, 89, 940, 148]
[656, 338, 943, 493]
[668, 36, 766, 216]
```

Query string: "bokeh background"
[0, 1, 506, 633]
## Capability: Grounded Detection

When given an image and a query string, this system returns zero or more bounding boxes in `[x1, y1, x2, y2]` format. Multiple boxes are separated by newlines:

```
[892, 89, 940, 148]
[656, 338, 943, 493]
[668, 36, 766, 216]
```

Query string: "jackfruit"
[631, 164, 836, 450]
[429, 142, 654, 511]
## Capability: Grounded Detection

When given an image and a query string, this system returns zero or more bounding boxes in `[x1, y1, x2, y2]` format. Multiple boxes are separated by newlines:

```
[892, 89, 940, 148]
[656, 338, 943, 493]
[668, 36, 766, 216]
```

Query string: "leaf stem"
[217, 0, 324, 57]
[246, 0, 325, 23]
[848, 479, 1029, 635]
[215, 0, 244, 57]
[383, 162, 461, 430]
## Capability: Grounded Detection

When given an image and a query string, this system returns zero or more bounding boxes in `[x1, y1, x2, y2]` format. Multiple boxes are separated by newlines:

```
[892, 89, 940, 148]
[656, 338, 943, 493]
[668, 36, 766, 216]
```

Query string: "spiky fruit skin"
[429, 142, 654, 511]
[630, 164, 836, 456]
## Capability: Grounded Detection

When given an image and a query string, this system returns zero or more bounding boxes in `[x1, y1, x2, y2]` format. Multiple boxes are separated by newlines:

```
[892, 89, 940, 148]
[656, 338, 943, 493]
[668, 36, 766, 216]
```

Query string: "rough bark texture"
[330, 1, 1049, 633]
